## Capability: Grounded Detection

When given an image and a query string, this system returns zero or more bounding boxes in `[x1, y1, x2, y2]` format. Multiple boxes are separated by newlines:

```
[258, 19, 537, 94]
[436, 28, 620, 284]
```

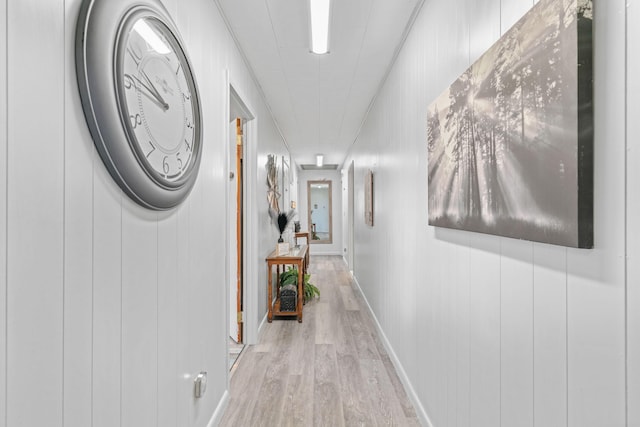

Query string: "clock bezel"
[76, 0, 203, 210]
[115, 10, 201, 190]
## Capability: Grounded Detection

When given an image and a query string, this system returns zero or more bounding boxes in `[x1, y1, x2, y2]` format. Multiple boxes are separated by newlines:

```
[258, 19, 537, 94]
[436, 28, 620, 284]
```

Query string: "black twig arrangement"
[269, 209, 296, 242]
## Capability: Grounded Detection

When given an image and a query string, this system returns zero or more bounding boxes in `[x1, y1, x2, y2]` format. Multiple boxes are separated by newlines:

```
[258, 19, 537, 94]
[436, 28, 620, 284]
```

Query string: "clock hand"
[139, 85, 170, 111]
[129, 74, 169, 111]
[125, 47, 170, 110]
[127, 47, 142, 66]
[138, 68, 170, 110]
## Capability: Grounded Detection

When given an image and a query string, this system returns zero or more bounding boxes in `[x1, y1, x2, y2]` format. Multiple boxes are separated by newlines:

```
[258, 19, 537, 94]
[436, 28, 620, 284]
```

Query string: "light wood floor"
[219, 256, 420, 427]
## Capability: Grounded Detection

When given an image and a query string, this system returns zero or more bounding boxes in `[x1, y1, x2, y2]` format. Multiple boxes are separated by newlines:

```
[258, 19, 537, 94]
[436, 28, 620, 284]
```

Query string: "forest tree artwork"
[427, 0, 593, 248]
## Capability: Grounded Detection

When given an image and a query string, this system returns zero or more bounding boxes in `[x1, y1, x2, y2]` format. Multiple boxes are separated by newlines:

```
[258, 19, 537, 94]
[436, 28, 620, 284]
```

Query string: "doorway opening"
[223, 80, 262, 379]
[228, 117, 244, 370]
[227, 84, 255, 372]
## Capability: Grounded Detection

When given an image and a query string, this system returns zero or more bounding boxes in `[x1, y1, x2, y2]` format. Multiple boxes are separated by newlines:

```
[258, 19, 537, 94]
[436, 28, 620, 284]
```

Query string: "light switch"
[194, 371, 207, 398]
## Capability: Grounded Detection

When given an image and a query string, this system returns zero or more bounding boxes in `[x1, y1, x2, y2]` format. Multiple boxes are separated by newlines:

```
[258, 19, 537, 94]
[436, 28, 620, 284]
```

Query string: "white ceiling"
[216, 0, 424, 168]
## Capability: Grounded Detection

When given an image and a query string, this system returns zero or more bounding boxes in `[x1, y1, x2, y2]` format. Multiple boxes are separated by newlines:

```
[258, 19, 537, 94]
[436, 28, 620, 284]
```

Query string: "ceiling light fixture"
[316, 154, 324, 167]
[310, 0, 330, 54]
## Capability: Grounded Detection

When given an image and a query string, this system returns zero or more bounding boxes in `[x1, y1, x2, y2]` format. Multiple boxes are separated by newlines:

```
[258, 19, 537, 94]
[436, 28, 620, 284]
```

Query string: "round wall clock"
[76, 0, 203, 210]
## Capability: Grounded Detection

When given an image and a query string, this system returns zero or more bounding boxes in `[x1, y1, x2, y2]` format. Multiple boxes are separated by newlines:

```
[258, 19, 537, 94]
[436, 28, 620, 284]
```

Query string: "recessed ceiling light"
[310, 0, 330, 54]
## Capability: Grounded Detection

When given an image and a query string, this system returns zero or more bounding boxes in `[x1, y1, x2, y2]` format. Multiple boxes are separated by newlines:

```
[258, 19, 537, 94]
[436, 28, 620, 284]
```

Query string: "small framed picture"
[276, 242, 290, 256]
[365, 169, 374, 226]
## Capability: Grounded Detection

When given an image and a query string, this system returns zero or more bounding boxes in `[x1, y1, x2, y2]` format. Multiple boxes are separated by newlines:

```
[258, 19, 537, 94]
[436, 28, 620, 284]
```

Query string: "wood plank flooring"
[219, 256, 420, 427]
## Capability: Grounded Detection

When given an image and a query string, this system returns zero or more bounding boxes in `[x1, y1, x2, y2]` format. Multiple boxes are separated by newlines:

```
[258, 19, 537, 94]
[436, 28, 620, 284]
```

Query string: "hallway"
[220, 256, 420, 426]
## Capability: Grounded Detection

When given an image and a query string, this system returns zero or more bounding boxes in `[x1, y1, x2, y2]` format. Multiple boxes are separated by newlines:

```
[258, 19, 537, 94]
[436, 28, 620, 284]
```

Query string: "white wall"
[0, 0, 7, 425]
[343, 0, 635, 426]
[0, 0, 287, 426]
[298, 169, 343, 255]
[626, 0, 640, 423]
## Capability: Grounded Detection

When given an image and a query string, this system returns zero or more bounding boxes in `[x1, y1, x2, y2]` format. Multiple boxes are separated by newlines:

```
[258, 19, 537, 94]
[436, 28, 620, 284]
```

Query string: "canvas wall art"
[365, 170, 374, 226]
[427, 0, 593, 248]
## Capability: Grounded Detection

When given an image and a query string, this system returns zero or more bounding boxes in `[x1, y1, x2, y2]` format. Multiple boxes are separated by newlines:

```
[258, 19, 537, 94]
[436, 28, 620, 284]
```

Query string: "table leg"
[297, 261, 303, 323]
[267, 263, 273, 323]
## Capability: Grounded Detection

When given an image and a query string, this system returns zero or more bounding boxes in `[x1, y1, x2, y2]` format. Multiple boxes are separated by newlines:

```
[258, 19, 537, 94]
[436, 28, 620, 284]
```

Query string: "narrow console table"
[266, 244, 308, 323]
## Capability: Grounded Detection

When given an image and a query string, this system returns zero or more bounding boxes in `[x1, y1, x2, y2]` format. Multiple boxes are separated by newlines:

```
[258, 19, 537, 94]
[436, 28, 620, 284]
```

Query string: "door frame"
[347, 161, 355, 272]
[225, 73, 259, 357]
[228, 117, 244, 343]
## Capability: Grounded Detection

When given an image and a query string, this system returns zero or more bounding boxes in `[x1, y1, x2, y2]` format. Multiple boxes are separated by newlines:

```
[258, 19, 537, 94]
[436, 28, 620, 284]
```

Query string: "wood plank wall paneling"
[0, 0, 291, 425]
[627, 1, 640, 424]
[500, 239, 534, 427]
[187, 176, 207, 427]
[63, 0, 93, 425]
[158, 212, 179, 427]
[453, 242, 471, 426]
[468, 236, 501, 426]
[6, 1, 65, 426]
[567, 0, 627, 425]
[121, 206, 159, 426]
[469, 0, 500, 65]
[533, 245, 568, 426]
[346, 0, 631, 426]
[0, 0, 6, 425]
[501, 0, 535, 33]
[175, 202, 191, 424]
[92, 161, 123, 427]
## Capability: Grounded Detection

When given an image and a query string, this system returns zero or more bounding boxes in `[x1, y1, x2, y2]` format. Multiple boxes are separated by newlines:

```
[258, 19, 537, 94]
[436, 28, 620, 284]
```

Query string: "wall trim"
[206, 390, 230, 427]
[244, 116, 259, 345]
[309, 250, 343, 256]
[257, 311, 268, 339]
[351, 270, 433, 427]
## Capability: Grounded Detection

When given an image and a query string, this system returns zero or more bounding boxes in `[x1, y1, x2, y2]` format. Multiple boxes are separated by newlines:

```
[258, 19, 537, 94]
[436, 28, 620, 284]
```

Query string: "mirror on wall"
[307, 180, 332, 244]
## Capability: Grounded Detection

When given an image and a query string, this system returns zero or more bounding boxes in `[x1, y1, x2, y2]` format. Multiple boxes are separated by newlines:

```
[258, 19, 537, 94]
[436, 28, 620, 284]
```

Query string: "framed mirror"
[307, 180, 332, 244]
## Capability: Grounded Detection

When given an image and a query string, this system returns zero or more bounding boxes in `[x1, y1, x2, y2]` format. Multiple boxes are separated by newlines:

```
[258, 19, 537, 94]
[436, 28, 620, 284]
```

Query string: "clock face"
[75, 0, 203, 210]
[118, 16, 199, 187]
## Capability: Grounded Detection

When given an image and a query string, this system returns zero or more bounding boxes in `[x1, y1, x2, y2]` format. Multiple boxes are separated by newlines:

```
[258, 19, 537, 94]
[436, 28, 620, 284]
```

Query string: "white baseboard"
[309, 251, 343, 256]
[351, 274, 433, 427]
[257, 312, 268, 340]
[206, 390, 230, 427]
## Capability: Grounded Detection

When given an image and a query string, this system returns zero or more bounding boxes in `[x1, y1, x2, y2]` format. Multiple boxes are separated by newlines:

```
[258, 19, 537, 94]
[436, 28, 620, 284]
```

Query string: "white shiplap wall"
[7, 2, 65, 427]
[627, 0, 640, 424]
[1, 0, 288, 426]
[0, 0, 6, 426]
[344, 0, 632, 425]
